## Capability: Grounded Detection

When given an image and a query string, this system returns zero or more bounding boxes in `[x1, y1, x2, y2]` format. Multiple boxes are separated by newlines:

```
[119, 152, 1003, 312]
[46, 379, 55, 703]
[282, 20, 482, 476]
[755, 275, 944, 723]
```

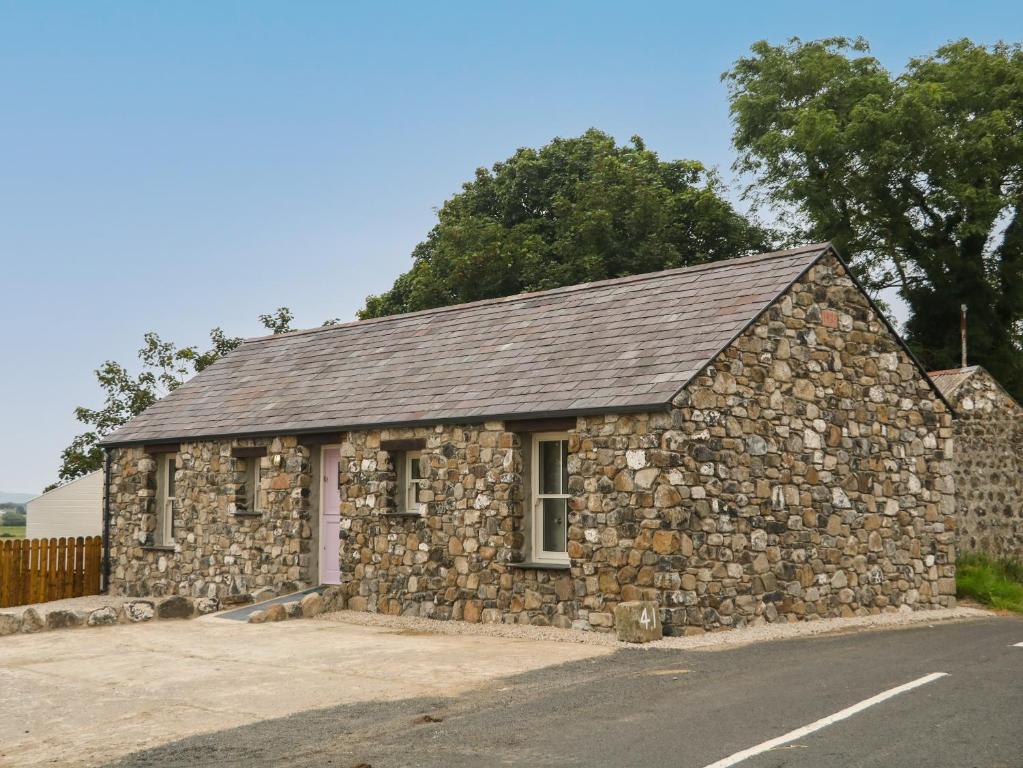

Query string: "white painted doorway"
[319, 447, 342, 585]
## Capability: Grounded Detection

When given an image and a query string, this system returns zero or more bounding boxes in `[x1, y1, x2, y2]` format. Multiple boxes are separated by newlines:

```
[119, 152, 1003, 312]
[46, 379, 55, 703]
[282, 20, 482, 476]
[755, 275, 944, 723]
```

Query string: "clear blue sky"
[2, 1, 1020, 494]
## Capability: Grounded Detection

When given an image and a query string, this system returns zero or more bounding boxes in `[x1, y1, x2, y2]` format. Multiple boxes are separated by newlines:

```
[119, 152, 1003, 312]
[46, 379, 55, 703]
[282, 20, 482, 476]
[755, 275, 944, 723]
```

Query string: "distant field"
[0, 525, 26, 539]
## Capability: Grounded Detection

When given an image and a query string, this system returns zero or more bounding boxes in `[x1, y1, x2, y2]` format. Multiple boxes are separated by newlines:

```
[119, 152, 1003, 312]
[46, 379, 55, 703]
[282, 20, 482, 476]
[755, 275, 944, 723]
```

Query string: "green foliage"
[725, 38, 1023, 399]
[0, 508, 27, 526]
[956, 552, 1023, 612]
[360, 129, 771, 318]
[258, 307, 296, 336]
[54, 308, 296, 486]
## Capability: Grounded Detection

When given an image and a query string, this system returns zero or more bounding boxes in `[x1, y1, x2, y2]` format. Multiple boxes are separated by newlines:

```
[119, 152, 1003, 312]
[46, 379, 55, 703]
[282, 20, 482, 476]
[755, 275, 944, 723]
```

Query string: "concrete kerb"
[314, 605, 994, 651]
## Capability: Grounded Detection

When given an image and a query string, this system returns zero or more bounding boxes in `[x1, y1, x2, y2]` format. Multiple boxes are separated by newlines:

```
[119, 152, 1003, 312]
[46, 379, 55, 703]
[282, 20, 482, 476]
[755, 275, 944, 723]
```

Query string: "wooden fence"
[0, 536, 102, 608]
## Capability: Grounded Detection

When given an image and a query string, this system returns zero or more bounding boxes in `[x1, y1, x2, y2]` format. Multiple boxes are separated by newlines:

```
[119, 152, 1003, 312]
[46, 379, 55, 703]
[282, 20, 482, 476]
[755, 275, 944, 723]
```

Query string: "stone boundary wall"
[107, 437, 314, 599]
[947, 369, 1023, 559]
[0, 594, 218, 636]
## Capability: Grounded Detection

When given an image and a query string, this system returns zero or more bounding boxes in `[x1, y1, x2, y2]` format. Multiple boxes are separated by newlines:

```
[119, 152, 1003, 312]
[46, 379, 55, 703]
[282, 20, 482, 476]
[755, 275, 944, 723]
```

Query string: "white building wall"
[26, 471, 104, 539]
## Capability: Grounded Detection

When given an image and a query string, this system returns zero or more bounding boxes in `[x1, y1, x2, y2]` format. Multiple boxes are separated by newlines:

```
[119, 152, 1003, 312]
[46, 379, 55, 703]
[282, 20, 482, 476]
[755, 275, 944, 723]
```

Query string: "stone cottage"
[100, 243, 958, 634]
[929, 366, 1023, 559]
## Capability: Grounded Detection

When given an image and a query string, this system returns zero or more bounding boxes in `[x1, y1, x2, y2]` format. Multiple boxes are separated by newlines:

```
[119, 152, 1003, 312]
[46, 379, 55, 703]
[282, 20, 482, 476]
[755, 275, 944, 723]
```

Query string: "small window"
[239, 457, 260, 513]
[155, 453, 177, 546]
[397, 451, 429, 515]
[531, 434, 569, 562]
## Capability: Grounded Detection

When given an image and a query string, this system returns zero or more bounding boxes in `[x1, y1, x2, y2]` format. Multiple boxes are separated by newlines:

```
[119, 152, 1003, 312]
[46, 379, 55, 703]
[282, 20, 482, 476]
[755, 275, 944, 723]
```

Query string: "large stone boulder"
[300, 592, 323, 618]
[614, 601, 662, 644]
[124, 601, 155, 622]
[20, 608, 44, 634]
[45, 609, 84, 630]
[195, 597, 221, 615]
[0, 612, 22, 636]
[157, 596, 194, 619]
[264, 603, 288, 622]
[88, 606, 119, 626]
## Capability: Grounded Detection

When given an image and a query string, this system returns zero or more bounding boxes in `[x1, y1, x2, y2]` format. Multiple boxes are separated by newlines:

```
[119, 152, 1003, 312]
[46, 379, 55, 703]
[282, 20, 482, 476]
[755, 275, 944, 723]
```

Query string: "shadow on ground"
[104, 618, 1023, 768]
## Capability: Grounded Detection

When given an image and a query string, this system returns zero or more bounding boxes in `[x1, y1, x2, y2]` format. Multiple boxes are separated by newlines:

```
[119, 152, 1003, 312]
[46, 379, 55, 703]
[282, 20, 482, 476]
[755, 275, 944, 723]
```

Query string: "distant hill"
[0, 491, 35, 505]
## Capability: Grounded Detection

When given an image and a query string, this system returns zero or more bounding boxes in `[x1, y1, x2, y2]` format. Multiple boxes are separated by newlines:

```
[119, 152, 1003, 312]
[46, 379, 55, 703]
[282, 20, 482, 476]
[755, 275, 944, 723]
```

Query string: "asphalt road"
[107, 617, 1023, 768]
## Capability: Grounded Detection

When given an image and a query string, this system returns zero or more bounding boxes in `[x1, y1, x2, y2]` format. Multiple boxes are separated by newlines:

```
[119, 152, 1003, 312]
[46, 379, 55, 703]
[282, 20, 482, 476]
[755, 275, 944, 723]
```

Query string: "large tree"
[724, 37, 1023, 397]
[51, 308, 296, 489]
[360, 129, 770, 318]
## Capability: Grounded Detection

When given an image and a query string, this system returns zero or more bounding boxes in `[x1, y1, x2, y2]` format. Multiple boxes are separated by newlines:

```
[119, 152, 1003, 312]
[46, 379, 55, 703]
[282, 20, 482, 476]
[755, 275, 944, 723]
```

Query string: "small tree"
[51, 309, 296, 488]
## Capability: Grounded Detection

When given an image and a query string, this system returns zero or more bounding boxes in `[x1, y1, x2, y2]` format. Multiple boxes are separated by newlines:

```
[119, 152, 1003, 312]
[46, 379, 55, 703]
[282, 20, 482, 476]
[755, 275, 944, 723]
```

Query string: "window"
[531, 434, 570, 563]
[396, 450, 428, 515]
[239, 457, 260, 513]
[154, 453, 176, 546]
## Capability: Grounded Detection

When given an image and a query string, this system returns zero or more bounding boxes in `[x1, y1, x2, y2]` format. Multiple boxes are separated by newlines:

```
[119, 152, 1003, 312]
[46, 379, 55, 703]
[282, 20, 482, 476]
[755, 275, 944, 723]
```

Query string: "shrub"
[956, 553, 1023, 613]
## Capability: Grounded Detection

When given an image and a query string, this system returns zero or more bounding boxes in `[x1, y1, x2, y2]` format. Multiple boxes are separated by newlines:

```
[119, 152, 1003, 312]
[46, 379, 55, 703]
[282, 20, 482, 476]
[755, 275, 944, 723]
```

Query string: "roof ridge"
[244, 242, 832, 344]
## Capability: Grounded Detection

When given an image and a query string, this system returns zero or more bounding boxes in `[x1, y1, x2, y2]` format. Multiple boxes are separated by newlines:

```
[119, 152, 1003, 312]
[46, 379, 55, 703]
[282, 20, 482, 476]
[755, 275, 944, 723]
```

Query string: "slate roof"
[102, 244, 834, 445]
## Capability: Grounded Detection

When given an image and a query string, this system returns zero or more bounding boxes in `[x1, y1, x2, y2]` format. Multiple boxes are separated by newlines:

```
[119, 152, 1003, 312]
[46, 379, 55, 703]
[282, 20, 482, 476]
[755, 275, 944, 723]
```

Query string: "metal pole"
[960, 304, 968, 369]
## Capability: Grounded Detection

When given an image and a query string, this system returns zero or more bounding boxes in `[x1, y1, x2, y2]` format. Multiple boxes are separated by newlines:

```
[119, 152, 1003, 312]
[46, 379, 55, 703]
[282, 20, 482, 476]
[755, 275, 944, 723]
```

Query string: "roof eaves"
[98, 401, 674, 448]
[929, 364, 1022, 412]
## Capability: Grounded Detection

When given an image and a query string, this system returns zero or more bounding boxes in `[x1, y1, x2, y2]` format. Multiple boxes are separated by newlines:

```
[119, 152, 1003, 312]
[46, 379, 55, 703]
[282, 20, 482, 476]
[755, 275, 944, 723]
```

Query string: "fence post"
[0, 541, 10, 608]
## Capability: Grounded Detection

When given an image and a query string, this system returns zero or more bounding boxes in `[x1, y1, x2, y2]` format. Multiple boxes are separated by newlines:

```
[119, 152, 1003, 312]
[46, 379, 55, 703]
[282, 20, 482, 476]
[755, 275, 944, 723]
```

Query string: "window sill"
[232, 511, 264, 518]
[142, 545, 175, 552]
[508, 561, 571, 571]
[381, 512, 425, 519]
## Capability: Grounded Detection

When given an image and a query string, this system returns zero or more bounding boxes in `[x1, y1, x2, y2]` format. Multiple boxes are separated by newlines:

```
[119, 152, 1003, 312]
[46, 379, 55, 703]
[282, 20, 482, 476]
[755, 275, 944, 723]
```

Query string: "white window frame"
[155, 453, 176, 546]
[530, 432, 570, 564]
[399, 450, 428, 516]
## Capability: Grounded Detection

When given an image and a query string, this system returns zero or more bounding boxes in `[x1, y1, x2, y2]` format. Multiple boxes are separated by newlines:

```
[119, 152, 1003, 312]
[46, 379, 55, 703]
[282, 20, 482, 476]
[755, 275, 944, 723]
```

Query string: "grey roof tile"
[101, 244, 830, 444]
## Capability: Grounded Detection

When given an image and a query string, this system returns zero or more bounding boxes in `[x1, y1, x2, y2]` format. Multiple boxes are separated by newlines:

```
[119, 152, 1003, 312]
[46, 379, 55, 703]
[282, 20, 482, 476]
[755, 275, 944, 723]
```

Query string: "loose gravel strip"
[317, 606, 992, 651]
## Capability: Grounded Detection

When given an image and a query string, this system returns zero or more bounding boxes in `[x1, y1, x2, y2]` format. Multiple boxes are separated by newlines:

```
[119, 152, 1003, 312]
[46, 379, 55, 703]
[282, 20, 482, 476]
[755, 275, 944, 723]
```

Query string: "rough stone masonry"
[106, 250, 958, 634]
[107, 437, 313, 599]
[334, 254, 956, 635]
[935, 367, 1023, 559]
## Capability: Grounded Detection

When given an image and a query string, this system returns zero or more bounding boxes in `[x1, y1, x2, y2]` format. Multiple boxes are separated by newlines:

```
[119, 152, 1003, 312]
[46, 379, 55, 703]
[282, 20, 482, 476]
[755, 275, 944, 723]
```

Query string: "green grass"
[0, 525, 26, 539]
[957, 553, 1023, 613]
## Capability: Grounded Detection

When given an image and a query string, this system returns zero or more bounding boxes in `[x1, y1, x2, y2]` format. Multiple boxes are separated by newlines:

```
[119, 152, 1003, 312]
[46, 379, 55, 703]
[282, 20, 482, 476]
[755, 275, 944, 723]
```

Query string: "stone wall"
[336, 425, 570, 625]
[946, 369, 1023, 558]
[107, 437, 314, 598]
[334, 252, 957, 634]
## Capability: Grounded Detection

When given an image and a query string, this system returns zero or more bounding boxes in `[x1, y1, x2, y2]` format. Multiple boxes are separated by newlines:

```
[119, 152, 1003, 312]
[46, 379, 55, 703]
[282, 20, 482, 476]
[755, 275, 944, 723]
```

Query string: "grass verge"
[0, 525, 26, 539]
[956, 553, 1023, 613]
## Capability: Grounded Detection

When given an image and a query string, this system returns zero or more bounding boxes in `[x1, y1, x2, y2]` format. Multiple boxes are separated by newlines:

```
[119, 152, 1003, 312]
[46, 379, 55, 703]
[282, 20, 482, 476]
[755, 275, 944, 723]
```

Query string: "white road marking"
[700, 672, 949, 768]
[1013, 642, 1023, 647]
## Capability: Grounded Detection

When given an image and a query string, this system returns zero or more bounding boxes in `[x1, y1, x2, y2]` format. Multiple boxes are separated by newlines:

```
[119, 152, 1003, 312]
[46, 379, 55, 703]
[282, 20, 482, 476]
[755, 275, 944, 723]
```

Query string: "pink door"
[320, 448, 342, 584]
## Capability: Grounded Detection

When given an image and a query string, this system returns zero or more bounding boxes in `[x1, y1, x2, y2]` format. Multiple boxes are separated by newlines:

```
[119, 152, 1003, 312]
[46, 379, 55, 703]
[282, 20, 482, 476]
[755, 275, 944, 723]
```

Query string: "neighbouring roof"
[927, 366, 981, 399]
[102, 244, 837, 446]
[928, 364, 1022, 412]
